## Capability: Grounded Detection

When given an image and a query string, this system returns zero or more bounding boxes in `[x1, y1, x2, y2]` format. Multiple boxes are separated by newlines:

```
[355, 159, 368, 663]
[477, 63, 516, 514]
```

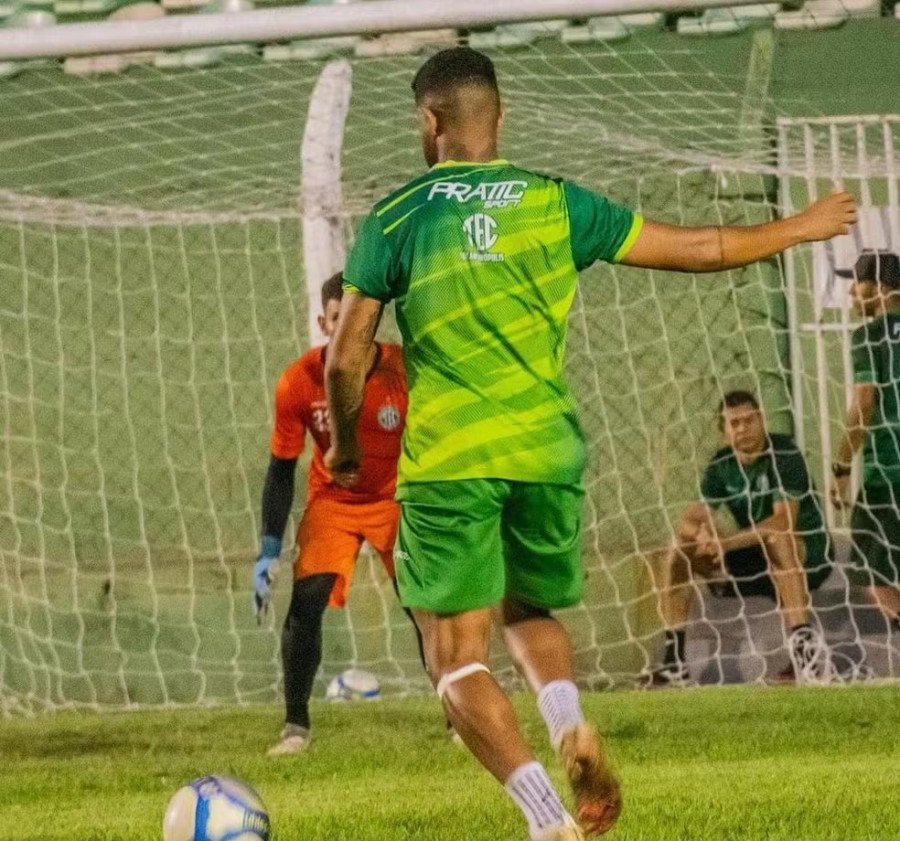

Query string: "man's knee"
[285, 573, 337, 623]
[667, 534, 705, 579]
[436, 662, 491, 701]
[763, 533, 802, 570]
[674, 512, 702, 547]
[416, 608, 492, 676]
[501, 597, 551, 627]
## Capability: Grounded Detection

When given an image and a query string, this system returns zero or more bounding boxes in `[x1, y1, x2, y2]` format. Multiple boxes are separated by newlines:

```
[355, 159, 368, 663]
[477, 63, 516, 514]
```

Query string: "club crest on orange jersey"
[378, 404, 401, 431]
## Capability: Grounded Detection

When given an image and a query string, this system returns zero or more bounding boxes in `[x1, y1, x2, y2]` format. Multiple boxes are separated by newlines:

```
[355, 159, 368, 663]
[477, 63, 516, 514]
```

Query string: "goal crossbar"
[0, 0, 782, 60]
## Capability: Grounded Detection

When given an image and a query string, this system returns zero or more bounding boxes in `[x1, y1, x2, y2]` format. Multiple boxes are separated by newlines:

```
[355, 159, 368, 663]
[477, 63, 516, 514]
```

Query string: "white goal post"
[301, 59, 351, 346]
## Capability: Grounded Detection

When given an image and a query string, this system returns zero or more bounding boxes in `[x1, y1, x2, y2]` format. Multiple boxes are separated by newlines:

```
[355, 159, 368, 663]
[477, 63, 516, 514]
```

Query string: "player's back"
[348, 160, 639, 487]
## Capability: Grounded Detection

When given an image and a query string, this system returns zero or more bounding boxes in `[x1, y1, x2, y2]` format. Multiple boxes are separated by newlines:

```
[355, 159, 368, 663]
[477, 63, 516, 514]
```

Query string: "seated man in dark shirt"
[648, 390, 832, 686]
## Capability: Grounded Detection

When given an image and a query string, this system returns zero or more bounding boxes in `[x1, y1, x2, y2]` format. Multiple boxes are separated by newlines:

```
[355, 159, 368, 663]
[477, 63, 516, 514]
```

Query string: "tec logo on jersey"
[461, 213, 504, 263]
[464, 213, 498, 251]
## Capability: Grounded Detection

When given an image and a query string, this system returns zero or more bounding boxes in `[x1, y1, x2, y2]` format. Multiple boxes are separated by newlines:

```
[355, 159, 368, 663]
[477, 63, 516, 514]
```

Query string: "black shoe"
[639, 663, 692, 688]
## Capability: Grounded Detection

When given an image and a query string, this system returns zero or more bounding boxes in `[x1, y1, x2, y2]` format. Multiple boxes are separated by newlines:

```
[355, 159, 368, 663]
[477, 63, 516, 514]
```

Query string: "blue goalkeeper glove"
[253, 535, 282, 624]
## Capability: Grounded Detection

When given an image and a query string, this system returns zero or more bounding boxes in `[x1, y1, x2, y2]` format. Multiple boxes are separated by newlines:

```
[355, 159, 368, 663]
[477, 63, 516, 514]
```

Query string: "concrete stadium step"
[263, 35, 357, 61]
[561, 14, 664, 44]
[775, 0, 881, 30]
[468, 19, 570, 50]
[354, 29, 456, 58]
[161, 0, 210, 10]
[685, 533, 899, 684]
[676, 4, 779, 35]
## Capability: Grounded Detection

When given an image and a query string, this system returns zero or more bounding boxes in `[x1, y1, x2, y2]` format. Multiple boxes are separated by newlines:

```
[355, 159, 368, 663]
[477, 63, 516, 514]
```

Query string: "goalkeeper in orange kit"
[252, 272, 428, 756]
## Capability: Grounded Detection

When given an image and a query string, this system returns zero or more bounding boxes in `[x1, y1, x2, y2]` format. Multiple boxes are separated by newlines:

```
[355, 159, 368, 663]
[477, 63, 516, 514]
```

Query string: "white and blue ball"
[163, 775, 269, 841]
[325, 668, 381, 702]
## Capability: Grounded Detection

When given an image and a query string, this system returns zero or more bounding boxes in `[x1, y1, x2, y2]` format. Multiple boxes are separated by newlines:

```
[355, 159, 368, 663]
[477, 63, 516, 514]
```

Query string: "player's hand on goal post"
[796, 191, 858, 241]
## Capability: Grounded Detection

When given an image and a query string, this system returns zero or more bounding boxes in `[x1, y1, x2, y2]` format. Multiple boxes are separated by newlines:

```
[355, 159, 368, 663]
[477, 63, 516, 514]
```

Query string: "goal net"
[1, 7, 898, 713]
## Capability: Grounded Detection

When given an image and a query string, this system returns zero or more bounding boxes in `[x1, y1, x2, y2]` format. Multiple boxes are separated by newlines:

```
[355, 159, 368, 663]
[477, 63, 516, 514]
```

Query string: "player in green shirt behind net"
[832, 250, 900, 634]
[648, 390, 833, 688]
[324, 47, 857, 841]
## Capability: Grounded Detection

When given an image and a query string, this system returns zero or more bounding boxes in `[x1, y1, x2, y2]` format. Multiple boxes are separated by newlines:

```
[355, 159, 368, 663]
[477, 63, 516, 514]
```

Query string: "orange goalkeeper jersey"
[270, 343, 407, 503]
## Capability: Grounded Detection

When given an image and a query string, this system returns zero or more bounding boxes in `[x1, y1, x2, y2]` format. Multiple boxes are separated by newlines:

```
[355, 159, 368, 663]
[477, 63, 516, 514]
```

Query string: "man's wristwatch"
[832, 462, 852, 478]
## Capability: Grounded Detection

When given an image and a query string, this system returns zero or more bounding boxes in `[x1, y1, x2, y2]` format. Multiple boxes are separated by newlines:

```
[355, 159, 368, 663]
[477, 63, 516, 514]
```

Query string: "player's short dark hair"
[836, 250, 900, 290]
[718, 390, 760, 418]
[411, 47, 499, 104]
[320, 272, 344, 311]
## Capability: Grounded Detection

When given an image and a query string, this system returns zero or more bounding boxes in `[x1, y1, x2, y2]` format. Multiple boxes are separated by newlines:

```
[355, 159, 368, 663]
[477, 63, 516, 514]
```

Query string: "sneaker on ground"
[267, 723, 311, 757]
[534, 814, 585, 841]
[787, 626, 834, 685]
[639, 662, 692, 688]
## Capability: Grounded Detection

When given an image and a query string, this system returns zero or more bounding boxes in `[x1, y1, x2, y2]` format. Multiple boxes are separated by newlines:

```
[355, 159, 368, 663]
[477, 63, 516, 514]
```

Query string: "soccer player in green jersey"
[649, 391, 833, 687]
[832, 250, 900, 633]
[323, 47, 857, 841]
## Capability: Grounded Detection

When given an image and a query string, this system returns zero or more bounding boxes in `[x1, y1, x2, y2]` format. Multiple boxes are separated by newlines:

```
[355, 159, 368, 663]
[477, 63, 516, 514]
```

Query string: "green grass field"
[2, 685, 899, 841]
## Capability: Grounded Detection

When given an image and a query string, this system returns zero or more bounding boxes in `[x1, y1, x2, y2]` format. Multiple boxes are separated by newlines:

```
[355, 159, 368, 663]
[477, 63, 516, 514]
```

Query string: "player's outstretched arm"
[621, 192, 857, 272]
[325, 291, 384, 487]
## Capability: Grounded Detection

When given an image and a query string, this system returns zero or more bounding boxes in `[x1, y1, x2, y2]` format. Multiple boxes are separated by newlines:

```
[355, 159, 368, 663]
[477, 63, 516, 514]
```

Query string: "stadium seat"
[262, 0, 363, 61]
[160, 0, 210, 10]
[468, 19, 570, 50]
[263, 35, 359, 62]
[354, 29, 456, 58]
[64, 1, 163, 75]
[677, 4, 779, 35]
[54, 0, 123, 14]
[3, 0, 54, 25]
[0, 2, 55, 79]
[775, 0, 880, 30]
[561, 14, 663, 44]
[155, 0, 254, 67]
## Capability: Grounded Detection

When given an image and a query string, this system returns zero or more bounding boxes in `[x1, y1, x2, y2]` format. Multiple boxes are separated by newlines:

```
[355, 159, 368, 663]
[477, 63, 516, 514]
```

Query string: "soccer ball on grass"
[325, 668, 381, 701]
[163, 775, 270, 841]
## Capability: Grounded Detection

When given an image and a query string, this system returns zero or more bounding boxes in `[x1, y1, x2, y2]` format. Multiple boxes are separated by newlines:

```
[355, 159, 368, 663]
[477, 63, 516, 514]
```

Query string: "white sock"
[504, 761, 569, 839]
[537, 679, 584, 750]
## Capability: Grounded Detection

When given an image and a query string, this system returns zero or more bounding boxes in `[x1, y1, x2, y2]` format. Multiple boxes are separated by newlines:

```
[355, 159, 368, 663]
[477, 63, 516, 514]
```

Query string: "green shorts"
[395, 479, 584, 614]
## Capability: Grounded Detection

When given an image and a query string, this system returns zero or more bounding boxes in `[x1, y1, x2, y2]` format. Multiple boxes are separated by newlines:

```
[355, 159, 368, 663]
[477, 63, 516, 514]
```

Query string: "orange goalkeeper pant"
[293, 496, 399, 608]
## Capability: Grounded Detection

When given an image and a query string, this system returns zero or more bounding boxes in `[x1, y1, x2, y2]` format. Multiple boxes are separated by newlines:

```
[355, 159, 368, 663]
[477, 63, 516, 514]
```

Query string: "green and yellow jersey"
[344, 160, 641, 487]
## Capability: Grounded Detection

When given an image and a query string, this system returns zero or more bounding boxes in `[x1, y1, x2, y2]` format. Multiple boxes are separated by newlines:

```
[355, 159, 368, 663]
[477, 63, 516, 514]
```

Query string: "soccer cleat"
[558, 724, 622, 836]
[786, 626, 834, 686]
[534, 814, 586, 841]
[639, 662, 692, 689]
[266, 723, 311, 757]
